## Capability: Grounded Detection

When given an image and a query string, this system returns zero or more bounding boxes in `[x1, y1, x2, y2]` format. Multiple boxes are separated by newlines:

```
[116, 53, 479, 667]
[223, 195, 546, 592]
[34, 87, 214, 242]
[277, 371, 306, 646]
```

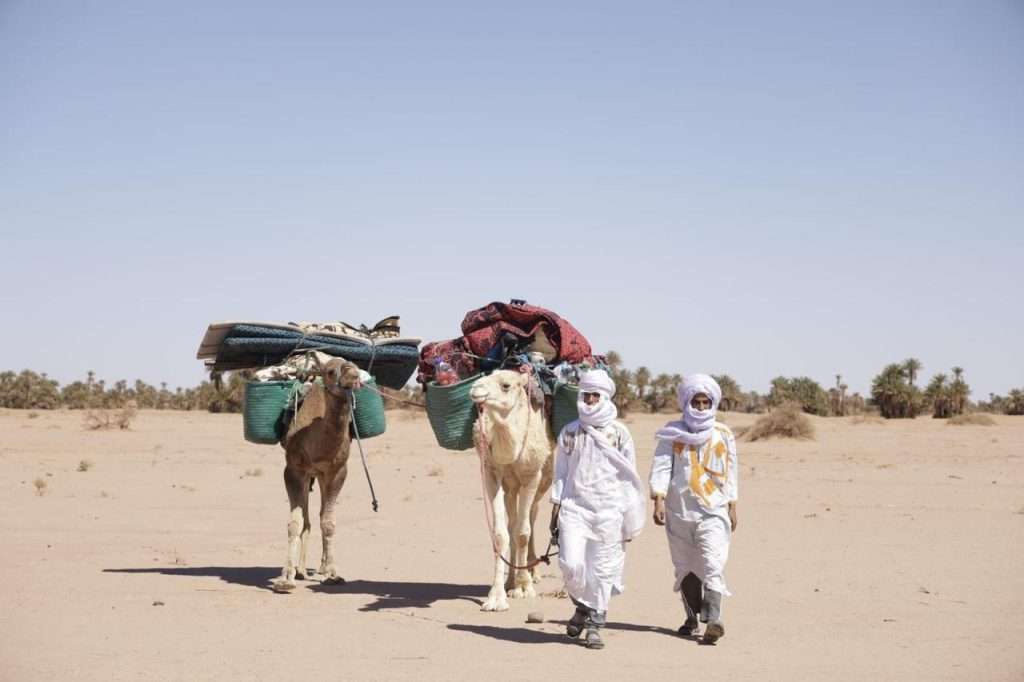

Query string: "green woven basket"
[244, 380, 299, 445]
[425, 374, 481, 451]
[551, 382, 580, 437]
[350, 378, 386, 439]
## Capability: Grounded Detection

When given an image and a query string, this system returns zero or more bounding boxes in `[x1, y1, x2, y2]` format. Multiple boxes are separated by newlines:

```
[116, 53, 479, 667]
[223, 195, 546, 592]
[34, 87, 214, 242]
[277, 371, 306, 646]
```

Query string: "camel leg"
[273, 466, 309, 593]
[508, 471, 542, 599]
[296, 477, 312, 580]
[481, 467, 510, 612]
[529, 456, 554, 583]
[527, 493, 542, 584]
[503, 484, 518, 592]
[317, 465, 348, 584]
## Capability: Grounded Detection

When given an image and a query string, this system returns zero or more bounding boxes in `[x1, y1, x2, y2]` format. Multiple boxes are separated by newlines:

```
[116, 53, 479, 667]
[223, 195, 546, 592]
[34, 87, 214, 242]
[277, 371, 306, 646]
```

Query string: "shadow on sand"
[103, 567, 487, 608]
[319, 579, 487, 610]
[103, 565, 280, 590]
[447, 624, 568, 644]
[447, 620, 681, 645]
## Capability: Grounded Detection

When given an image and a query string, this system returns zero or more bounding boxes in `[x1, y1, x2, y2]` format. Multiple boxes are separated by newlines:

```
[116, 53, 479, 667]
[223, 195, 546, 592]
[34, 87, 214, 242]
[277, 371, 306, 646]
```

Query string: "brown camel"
[272, 356, 362, 593]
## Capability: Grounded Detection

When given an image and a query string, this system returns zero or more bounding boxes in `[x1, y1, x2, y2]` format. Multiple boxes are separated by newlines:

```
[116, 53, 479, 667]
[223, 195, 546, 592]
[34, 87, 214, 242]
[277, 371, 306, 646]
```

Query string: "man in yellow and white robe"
[649, 374, 738, 644]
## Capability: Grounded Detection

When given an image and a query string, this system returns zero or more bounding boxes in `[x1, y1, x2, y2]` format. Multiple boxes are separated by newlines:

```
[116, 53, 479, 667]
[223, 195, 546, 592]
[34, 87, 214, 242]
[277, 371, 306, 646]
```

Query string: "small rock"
[152, 600, 165, 606]
[526, 611, 545, 623]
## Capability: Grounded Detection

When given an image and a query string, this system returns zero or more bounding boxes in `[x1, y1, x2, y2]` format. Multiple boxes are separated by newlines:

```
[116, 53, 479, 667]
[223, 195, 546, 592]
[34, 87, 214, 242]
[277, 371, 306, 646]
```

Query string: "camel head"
[470, 369, 529, 417]
[314, 356, 363, 396]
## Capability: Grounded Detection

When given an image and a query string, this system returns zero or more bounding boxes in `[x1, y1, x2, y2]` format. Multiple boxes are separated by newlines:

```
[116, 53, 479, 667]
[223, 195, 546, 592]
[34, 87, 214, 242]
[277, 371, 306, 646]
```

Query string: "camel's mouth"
[469, 385, 490, 405]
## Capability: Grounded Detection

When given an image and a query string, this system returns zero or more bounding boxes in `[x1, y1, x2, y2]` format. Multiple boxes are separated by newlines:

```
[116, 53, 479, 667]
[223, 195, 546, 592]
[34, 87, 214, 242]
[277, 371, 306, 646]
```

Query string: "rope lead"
[348, 388, 379, 513]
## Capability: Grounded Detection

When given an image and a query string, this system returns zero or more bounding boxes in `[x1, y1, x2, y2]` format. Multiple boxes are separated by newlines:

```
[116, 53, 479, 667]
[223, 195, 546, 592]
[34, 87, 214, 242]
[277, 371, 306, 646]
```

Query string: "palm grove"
[2, 356, 1023, 418]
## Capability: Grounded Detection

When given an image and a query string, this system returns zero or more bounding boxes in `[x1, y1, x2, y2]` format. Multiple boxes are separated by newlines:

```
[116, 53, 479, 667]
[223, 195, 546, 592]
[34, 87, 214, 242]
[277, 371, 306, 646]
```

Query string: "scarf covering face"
[572, 369, 645, 540]
[655, 373, 722, 446]
[576, 369, 618, 428]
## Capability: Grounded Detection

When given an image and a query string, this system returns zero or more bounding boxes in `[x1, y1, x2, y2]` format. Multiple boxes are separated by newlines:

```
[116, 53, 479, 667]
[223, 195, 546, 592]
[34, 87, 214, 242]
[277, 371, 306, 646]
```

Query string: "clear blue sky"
[2, 1, 1022, 399]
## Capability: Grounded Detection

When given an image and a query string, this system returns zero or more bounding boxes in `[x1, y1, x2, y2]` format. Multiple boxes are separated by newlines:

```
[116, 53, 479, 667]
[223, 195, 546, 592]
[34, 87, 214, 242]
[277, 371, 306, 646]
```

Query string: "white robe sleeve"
[648, 438, 673, 498]
[618, 426, 637, 470]
[726, 431, 739, 502]
[550, 432, 569, 504]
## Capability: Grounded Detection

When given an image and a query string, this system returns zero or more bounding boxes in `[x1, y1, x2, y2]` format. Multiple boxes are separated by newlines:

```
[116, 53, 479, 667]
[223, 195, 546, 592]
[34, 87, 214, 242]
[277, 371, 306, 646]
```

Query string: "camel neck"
[484, 407, 530, 463]
[323, 390, 352, 433]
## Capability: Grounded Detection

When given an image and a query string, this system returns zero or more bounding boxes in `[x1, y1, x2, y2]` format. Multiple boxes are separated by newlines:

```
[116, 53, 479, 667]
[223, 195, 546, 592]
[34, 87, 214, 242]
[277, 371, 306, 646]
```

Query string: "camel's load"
[196, 318, 418, 445]
[242, 352, 386, 445]
[418, 300, 605, 450]
[196, 318, 421, 389]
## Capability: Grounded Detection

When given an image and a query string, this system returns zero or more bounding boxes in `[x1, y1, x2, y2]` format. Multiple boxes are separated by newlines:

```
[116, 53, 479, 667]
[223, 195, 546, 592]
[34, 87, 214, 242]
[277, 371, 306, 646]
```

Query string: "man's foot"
[699, 589, 725, 643]
[566, 608, 587, 638]
[702, 621, 725, 644]
[584, 627, 604, 649]
[677, 616, 701, 637]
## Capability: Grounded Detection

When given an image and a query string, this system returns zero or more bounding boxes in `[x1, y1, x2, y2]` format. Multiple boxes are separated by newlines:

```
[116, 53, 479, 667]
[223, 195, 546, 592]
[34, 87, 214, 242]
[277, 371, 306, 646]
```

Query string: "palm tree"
[712, 374, 742, 412]
[611, 368, 635, 414]
[872, 363, 919, 418]
[950, 366, 969, 415]
[903, 358, 922, 388]
[634, 366, 651, 403]
[1007, 389, 1024, 416]
[649, 373, 673, 412]
[926, 373, 950, 418]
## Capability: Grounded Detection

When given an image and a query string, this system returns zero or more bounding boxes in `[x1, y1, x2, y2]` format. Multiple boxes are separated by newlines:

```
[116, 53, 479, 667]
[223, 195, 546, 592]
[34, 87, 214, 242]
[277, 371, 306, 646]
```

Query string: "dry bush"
[852, 414, 886, 425]
[743, 403, 815, 441]
[77, 459, 93, 472]
[83, 402, 137, 430]
[947, 413, 996, 426]
[83, 409, 115, 430]
[33, 478, 47, 496]
[27, 411, 39, 419]
[117, 401, 137, 429]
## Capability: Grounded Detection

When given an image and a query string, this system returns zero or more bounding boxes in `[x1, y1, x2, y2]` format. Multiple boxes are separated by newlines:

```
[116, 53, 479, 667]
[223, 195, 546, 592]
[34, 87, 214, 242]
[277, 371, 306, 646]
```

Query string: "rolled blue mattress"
[210, 325, 419, 389]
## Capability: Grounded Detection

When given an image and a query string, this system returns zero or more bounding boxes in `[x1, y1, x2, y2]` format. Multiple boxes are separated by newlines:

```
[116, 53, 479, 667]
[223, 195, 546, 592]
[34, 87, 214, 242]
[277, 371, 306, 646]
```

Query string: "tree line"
[0, 370, 248, 413]
[2, 357, 1023, 419]
[604, 353, 1023, 419]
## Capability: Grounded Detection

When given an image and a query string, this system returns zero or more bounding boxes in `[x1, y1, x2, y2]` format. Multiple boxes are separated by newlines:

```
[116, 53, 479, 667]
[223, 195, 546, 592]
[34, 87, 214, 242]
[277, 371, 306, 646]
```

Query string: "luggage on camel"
[197, 317, 420, 390]
[418, 299, 605, 451]
[196, 317, 411, 445]
[242, 354, 387, 445]
[417, 300, 593, 385]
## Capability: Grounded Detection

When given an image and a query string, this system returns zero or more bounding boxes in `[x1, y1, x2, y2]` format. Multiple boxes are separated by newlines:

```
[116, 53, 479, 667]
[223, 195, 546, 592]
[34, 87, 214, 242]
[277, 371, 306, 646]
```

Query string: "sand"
[1, 408, 1022, 681]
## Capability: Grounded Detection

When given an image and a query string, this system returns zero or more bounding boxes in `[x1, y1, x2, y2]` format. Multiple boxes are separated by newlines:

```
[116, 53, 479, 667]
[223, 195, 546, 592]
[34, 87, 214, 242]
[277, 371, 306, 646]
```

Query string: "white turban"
[677, 374, 721, 417]
[576, 369, 617, 427]
[656, 373, 721, 446]
[578, 369, 616, 398]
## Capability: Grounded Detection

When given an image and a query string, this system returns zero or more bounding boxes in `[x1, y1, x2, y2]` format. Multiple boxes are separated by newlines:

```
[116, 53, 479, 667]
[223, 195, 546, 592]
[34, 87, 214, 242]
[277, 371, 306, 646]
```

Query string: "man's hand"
[653, 496, 666, 526]
[549, 504, 561, 535]
[728, 501, 738, 531]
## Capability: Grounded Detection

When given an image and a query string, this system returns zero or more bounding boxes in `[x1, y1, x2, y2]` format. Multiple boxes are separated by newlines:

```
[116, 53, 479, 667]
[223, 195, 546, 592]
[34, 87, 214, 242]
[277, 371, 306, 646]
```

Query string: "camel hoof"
[482, 597, 510, 612]
[271, 580, 296, 593]
[321, 575, 346, 585]
[508, 585, 536, 600]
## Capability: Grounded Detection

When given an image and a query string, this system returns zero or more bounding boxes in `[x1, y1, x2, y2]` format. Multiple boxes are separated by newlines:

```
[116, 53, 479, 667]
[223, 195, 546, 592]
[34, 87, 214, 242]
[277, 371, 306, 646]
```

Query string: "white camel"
[470, 369, 554, 612]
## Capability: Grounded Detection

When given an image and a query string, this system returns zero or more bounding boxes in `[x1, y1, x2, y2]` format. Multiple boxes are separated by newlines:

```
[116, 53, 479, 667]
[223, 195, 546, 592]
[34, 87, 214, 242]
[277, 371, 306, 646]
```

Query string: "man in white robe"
[649, 374, 738, 644]
[550, 369, 646, 650]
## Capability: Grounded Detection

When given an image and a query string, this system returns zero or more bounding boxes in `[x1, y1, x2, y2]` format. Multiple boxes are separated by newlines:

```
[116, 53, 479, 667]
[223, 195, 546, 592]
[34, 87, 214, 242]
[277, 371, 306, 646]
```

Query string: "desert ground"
[1, 408, 1022, 681]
